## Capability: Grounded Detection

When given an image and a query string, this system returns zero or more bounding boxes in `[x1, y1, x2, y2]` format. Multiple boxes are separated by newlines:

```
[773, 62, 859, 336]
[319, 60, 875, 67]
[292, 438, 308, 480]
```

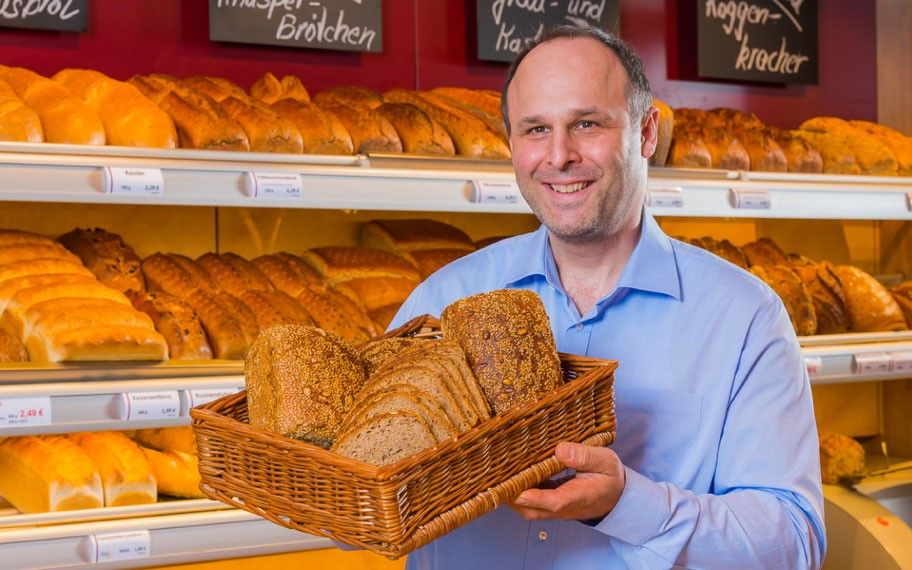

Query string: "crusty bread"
[819, 431, 865, 485]
[238, 289, 313, 329]
[360, 219, 475, 253]
[0, 327, 27, 362]
[131, 426, 197, 455]
[185, 289, 250, 359]
[404, 248, 470, 279]
[302, 246, 421, 283]
[374, 102, 455, 156]
[0, 78, 43, 142]
[689, 237, 748, 269]
[0, 435, 104, 513]
[195, 252, 273, 297]
[249, 72, 310, 104]
[0, 243, 79, 265]
[142, 252, 216, 297]
[270, 99, 354, 154]
[668, 125, 712, 168]
[0, 229, 59, 248]
[331, 411, 437, 467]
[441, 289, 563, 415]
[790, 258, 849, 335]
[296, 283, 377, 344]
[127, 290, 213, 360]
[801, 117, 898, 176]
[741, 237, 789, 267]
[252, 253, 323, 297]
[69, 431, 156, 506]
[245, 325, 366, 446]
[313, 85, 383, 110]
[734, 128, 788, 172]
[52, 68, 177, 148]
[429, 87, 501, 117]
[767, 128, 824, 173]
[26, 325, 169, 362]
[793, 130, 860, 175]
[749, 265, 817, 336]
[337, 276, 418, 311]
[141, 447, 204, 498]
[849, 120, 912, 176]
[58, 227, 145, 293]
[833, 265, 907, 332]
[650, 98, 674, 167]
[0, 65, 105, 145]
[318, 102, 403, 154]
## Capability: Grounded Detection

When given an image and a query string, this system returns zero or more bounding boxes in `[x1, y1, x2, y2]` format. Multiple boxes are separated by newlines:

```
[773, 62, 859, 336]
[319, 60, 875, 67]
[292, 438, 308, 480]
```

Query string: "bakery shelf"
[0, 506, 330, 569]
[0, 499, 226, 530]
[801, 335, 912, 384]
[2, 143, 912, 218]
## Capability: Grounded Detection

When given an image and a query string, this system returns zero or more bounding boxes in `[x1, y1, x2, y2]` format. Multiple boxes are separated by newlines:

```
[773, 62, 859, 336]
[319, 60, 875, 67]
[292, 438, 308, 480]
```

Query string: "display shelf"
[2, 143, 912, 218]
[0, 366, 243, 436]
[0, 506, 330, 570]
[800, 333, 912, 385]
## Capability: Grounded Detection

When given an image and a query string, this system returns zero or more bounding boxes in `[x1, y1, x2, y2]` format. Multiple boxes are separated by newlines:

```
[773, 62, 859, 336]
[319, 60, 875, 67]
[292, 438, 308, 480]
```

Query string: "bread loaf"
[0, 435, 103, 513]
[141, 447, 204, 498]
[849, 120, 912, 176]
[441, 289, 563, 414]
[270, 99, 354, 154]
[357, 336, 425, 375]
[238, 289, 313, 329]
[421, 91, 508, 140]
[142, 252, 216, 297]
[27, 325, 169, 363]
[789, 259, 849, 335]
[361, 219, 475, 253]
[793, 130, 860, 175]
[733, 128, 787, 172]
[0, 65, 104, 145]
[429, 87, 501, 117]
[368, 303, 401, 331]
[891, 281, 912, 328]
[819, 431, 865, 485]
[0, 327, 27, 362]
[0, 242, 79, 265]
[408, 249, 472, 279]
[741, 237, 789, 267]
[668, 125, 712, 168]
[252, 252, 322, 297]
[249, 72, 310, 104]
[69, 431, 156, 506]
[195, 252, 273, 297]
[0, 78, 43, 142]
[302, 246, 422, 283]
[246, 325, 366, 446]
[650, 98, 674, 167]
[128, 74, 250, 151]
[127, 290, 213, 360]
[767, 128, 824, 173]
[374, 102, 455, 156]
[2, 281, 131, 338]
[834, 265, 907, 332]
[296, 283, 378, 343]
[801, 117, 899, 176]
[689, 237, 748, 269]
[185, 289, 250, 359]
[313, 85, 383, 110]
[131, 426, 197, 455]
[749, 265, 817, 336]
[52, 68, 178, 148]
[58, 227, 145, 293]
[0, 228, 60, 248]
[338, 277, 418, 311]
[318, 102, 403, 153]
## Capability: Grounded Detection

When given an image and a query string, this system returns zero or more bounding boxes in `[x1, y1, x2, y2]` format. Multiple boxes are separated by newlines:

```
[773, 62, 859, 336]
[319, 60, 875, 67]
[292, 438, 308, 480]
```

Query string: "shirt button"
[576, 323, 584, 332]
[538, 530, 549, 542]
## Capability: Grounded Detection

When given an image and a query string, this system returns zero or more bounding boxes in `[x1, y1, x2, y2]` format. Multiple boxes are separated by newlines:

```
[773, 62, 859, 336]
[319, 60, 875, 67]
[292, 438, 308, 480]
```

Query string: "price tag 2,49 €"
[0, 396, 51, 428]
[103, 167, 164, 195]
[119, 391, 181, 421]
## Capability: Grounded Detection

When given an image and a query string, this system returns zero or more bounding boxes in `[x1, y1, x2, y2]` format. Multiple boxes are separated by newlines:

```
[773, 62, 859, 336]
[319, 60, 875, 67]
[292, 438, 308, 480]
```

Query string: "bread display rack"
[2, 141, 912, 567]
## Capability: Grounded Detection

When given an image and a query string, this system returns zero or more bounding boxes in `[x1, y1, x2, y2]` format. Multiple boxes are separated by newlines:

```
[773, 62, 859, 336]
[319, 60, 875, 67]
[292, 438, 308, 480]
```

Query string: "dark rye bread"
[741, 238, 789, 267]
[246, 325, 366, 447]
[344, 387, 458, 443]
[789, 257, 849, 334]
[331, 411, 436, 467]
[357, 336, 425, 375]
[441, 289, 563, 415]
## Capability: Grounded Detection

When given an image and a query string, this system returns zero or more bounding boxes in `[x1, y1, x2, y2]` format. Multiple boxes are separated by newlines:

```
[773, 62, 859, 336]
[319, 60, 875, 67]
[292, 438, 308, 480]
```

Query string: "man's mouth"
[547, 181, 589, 193]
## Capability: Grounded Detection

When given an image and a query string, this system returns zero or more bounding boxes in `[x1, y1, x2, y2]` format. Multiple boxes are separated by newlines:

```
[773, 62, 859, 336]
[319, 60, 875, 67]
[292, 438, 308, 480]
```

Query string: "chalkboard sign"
[476, 0, 619, 63]
[0, 0, 88, 32]
[209, 0, 382, 54]
[697, 0, 817, 84]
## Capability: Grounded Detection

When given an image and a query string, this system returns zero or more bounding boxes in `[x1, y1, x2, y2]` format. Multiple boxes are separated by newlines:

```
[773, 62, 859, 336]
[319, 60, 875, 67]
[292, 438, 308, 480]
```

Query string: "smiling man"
[391, 25, 825, 569]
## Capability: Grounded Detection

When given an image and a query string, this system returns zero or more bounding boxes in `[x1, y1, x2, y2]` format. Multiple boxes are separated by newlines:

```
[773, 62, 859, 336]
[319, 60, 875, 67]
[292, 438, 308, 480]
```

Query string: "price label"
[86, 530, 151, 563]
[890, 351, 912, 373]
[646, 187, 684, 208]
[244, 171, 303, 198]
[0, 396, 51, 428]
[804, 356, 823, 378]
[119, 391, 181, 421]
[103, 166, 164, 195]
[185, 387, 243, 409]
[729, 188, 771, 210]
[471, 180, 521, 204]
[852, 352, 893, 375]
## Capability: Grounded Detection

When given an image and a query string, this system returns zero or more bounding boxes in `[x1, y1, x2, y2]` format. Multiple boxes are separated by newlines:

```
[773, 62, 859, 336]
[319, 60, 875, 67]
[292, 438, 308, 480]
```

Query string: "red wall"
[0, 0, 876, 129]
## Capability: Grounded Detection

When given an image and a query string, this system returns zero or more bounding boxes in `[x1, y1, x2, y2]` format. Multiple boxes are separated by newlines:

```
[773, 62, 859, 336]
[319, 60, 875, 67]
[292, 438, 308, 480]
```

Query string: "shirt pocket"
[612, 387, 703, 486]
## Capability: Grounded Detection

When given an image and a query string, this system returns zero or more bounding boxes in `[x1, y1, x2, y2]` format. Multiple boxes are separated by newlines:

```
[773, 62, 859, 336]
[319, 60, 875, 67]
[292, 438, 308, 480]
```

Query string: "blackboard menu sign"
[476, 0, 619, 63]
[209, 0, 382, 54]
[0, 0, 88, 32]
[697, 0, 817, 84]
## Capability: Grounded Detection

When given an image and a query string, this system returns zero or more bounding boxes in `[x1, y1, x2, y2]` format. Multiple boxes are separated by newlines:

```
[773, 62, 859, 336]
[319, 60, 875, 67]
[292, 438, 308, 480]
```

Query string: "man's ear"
[640, 105, 659, 159]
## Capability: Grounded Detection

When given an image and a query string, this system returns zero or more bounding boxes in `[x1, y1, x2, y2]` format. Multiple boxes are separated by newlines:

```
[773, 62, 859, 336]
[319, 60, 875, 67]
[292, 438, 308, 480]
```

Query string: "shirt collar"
[501, 212, 682, 301]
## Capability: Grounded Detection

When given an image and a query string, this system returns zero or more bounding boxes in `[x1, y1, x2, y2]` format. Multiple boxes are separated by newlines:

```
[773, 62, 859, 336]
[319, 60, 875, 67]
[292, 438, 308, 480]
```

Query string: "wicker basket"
[190, 315, 617, 559]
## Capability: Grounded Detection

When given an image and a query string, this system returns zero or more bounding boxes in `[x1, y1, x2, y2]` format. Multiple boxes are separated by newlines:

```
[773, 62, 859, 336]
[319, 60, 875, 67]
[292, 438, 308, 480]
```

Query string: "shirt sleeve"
[592, 298, 826, 569]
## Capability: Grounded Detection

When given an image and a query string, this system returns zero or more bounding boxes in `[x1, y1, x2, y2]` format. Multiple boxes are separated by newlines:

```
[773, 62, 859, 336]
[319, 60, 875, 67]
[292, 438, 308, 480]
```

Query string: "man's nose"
[547, 129, 581, 169]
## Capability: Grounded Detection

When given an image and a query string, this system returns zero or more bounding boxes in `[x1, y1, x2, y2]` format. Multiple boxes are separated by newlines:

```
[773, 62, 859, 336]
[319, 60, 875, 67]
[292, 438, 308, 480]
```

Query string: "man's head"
[501, 25, 658, 243]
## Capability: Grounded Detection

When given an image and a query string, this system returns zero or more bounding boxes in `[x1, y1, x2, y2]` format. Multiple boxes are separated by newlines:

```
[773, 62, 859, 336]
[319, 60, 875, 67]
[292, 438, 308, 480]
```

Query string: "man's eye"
[577, 120, 597, 129]
[526, 126, 548, 135]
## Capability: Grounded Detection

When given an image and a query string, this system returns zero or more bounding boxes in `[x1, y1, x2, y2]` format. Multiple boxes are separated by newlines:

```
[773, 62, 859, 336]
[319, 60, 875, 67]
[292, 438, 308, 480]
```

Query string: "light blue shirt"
[391, 213, 826, 570]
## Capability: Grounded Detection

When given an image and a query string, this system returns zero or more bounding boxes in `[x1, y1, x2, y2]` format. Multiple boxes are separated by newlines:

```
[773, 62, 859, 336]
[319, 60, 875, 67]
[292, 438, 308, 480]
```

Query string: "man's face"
[506, 37, 653, 243]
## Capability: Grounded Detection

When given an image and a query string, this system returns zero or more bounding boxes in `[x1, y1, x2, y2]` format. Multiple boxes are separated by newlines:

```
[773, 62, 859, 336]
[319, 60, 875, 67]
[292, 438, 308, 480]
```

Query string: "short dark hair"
[500, 25, 653, 135]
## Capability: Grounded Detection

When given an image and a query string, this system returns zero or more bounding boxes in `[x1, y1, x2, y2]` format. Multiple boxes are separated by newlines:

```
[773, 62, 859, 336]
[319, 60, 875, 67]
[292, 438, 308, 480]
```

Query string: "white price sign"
[184, 387, 243, 410]
[890, 351, 912, 373]
[119, 391, 181, 421]
[245, 171, 303, 198]
[85, 530, 151, 563]
[471, 180, 521, 204]
[103, 166, 164, 195]
[646, 187, 684, 208]
[852, 352, 893, 375]
[804, 356, 823, 378]
[0, 396, 51, 428]
[729, 188, 771, 210]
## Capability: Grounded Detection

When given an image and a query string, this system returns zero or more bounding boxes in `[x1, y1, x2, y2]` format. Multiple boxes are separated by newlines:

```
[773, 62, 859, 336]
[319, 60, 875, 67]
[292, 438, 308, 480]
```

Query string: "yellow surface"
[143, 548, 407, 570]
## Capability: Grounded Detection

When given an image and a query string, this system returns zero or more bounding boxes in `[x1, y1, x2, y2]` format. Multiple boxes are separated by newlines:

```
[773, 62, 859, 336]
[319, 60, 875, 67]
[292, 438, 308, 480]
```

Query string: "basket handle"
[397, 431, 614, 556]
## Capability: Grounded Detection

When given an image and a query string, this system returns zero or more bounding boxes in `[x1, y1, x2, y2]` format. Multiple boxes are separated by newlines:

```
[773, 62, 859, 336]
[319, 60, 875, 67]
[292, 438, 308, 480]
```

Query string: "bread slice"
[357, 336, 425, 375]
[331, 411, 436, 467]
[347, 388, 458, 443]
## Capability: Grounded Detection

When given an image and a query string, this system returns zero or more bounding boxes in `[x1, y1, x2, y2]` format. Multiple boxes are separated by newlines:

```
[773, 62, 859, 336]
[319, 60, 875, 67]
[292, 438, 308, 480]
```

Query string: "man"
[391, 25, 825, 569]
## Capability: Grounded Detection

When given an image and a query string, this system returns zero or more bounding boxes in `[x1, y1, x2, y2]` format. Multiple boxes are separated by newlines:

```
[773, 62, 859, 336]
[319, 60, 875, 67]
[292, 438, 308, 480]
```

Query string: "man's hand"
[509, 442, 626, 522]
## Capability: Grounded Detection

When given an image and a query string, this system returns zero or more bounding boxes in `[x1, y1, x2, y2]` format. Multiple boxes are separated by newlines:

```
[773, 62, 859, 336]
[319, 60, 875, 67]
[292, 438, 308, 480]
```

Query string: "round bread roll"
[245, 325, 366, 447]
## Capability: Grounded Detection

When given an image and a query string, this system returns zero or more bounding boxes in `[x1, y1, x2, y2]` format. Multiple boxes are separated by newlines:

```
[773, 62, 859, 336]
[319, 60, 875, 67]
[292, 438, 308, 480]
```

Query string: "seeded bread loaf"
[58, 227, 145, 293]
[441, 289, 562, 415]
[357, 337, 426, 375]
[246, 325, 366, 446]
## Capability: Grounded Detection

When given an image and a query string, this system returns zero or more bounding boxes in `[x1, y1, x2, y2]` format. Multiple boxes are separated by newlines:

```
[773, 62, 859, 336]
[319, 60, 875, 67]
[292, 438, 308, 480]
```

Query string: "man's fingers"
[513, 478, 591, 513]
[554, 442, 618, 474]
